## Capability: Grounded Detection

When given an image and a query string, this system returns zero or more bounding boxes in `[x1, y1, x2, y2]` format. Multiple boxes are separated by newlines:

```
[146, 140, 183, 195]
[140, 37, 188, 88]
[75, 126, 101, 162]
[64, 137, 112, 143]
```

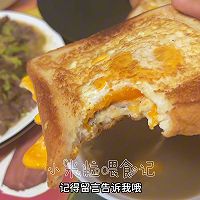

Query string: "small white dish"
[0, 11, 65, 144]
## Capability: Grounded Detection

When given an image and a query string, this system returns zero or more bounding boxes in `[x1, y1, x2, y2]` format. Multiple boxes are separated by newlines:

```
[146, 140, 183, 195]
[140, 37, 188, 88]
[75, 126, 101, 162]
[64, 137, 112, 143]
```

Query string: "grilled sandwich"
[21, 5, 200, 187]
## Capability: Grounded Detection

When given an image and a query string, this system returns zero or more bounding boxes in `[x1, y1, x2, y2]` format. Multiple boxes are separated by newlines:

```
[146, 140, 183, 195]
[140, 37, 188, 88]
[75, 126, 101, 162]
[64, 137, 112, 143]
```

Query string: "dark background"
[37, 0, 131, 42]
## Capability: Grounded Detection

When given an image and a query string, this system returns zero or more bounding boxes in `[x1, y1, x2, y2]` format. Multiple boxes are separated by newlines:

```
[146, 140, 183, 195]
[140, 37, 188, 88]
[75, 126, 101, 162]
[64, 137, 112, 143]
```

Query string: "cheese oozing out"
[23, 136, 47, 169]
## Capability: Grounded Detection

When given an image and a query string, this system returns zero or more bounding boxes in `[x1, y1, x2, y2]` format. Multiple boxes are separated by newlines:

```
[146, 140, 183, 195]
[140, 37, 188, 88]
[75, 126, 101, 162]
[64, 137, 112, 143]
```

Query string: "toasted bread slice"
[27, 5, 200, 187]
[128, 0, 170, 18]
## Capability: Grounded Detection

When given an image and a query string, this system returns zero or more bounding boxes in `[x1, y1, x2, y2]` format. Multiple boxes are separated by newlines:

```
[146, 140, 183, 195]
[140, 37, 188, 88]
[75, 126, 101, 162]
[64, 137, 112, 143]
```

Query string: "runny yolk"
[20, 76, 37, 101]
[23, 136, 47, 170]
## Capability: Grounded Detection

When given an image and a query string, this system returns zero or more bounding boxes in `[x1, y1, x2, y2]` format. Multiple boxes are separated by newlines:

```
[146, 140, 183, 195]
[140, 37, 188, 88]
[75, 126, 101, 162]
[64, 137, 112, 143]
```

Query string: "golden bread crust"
[169, 102, 200, 137]
[167, 76, 200, 104]
[27, 65, 66, 186]
[166, 76, 200, 137]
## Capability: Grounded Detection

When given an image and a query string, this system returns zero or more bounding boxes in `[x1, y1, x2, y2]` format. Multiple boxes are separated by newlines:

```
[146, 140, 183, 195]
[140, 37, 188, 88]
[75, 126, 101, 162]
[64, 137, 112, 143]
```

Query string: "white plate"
[0, 150, 48, 197]
[0, 11, 65, 144]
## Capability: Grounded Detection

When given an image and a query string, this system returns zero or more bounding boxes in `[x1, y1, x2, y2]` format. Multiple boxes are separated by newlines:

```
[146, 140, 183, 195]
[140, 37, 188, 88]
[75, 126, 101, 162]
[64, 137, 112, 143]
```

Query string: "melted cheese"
[34, 114, 42, 125]
[21, 76, 46, 169]
[23, 136, 47, 169]
[23, 102, 158, 170]
[20, 76, 37, 101]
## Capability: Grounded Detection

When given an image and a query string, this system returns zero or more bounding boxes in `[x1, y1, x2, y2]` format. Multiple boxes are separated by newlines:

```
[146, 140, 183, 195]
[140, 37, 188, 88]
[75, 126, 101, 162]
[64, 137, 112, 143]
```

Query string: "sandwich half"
[23, 5, 200, 187]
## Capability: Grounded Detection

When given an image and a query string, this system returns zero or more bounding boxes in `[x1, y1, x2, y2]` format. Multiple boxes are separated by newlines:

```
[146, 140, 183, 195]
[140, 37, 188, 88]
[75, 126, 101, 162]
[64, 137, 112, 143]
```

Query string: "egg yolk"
[154, 45, 183, 71]
[20, 76, 37, 101]
[93, 77, 108, 90]
[34, 114, 41, 125]
[23, 136, 47, 170]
